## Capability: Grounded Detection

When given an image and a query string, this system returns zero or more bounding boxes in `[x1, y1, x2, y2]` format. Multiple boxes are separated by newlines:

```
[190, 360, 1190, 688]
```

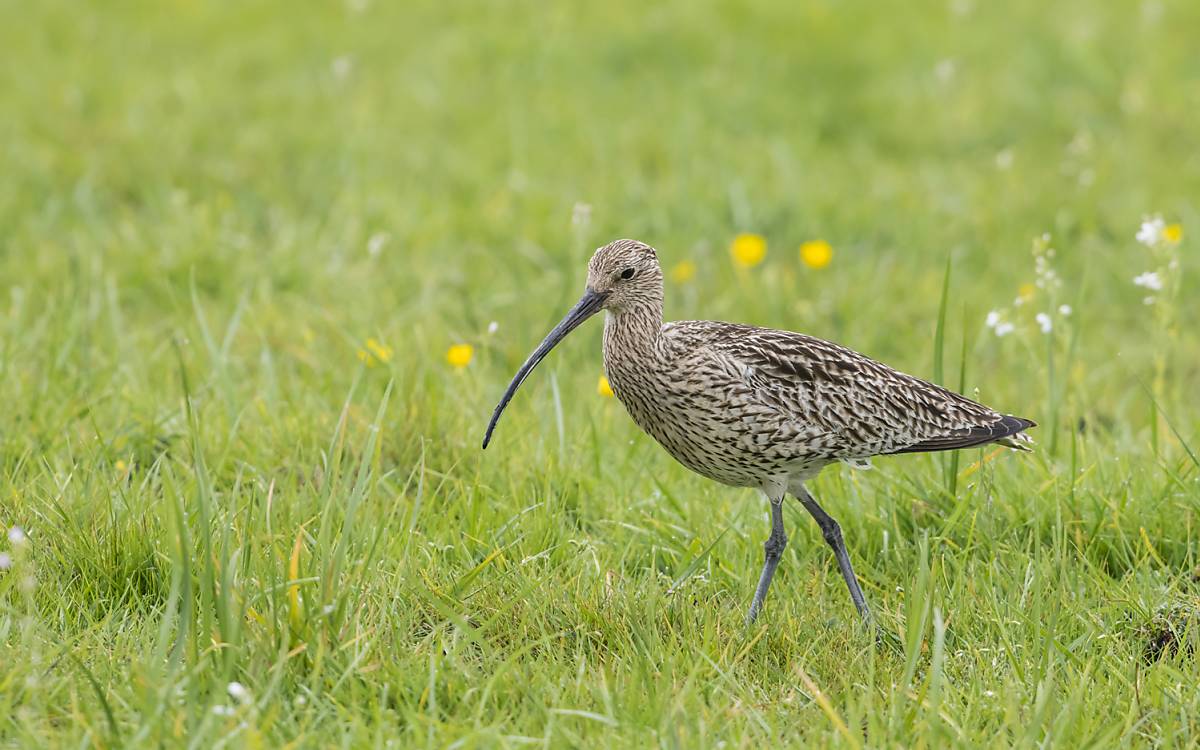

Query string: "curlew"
[483, 239, 1034, 623]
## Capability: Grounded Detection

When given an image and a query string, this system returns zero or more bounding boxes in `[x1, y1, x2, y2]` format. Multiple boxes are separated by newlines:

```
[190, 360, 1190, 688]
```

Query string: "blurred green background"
[1, 0, 1198, 746]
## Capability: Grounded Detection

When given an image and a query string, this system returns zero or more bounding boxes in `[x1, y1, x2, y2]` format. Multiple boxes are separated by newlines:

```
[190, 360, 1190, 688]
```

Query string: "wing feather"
[666, 321, 1035, 459]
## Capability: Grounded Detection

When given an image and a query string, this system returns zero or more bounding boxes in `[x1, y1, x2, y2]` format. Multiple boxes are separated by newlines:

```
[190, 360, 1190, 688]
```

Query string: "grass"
[2, 0, 1199, 746]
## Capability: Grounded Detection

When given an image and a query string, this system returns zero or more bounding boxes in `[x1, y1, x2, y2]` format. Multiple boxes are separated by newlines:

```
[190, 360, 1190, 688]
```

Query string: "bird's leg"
[796, 488, 872, 622]
[746, 494, 788, 624]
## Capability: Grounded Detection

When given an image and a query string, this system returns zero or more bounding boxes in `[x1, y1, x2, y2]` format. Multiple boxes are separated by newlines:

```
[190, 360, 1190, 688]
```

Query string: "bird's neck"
[603, 301, 663, 362]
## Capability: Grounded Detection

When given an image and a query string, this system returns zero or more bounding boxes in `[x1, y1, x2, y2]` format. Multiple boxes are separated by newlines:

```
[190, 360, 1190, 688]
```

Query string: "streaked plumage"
[484, 239, 1035, 624]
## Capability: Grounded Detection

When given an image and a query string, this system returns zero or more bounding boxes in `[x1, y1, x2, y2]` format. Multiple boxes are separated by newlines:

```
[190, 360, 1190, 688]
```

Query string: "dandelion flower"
[670, 260, 697, 283]
[1058, 304, 1072, 316]
[729, 233, 766, 268]
[1035, 312, 1053, 334]
[446, 343, 473, 369]
[1136, 215, 1166, 247]
[1162, 223, 1183, 245]
[597, 375, 614, 398]
[799, 240, 833, 270]
[1133, 271, 1163, 291]
[7, 526, 26, 545]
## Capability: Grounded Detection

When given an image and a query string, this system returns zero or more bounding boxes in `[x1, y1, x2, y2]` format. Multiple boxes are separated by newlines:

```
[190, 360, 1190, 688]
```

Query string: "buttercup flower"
[799, 240, 833, 270]
[1014, 282, 1036, 306]
[670, 260, 697, 283]
[446, 343, 473, 369]
[358, 338, 393, 367]
[1162, 223, 1183, 245]
[729, 234, 766, 268]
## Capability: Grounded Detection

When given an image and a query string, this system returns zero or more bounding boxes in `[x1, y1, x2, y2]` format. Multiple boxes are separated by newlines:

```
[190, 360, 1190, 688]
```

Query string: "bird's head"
[585, 239, 663, 312]
[481, 238, 661, 449]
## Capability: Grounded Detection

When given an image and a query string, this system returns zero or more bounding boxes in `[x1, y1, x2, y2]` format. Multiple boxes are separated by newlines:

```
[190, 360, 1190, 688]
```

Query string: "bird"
[482, 239, 1035, 624]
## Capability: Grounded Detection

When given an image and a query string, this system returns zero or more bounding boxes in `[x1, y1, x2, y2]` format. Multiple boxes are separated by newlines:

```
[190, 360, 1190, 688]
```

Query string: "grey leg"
[796, 487, 872, 622]
[746, 495, 787, 624]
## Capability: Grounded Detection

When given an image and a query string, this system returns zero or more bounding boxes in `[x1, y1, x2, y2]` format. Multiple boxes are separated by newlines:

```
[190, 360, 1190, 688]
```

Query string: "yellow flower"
[1017, 282, 1036, 301]
[446, 343, 473, 369]
[115, 459, 128, 476]
[365, 338, 393, 364]
[799, 240, 832, 270]
[357, 337, 394, 367]
[1163, 223, 1183, 245]
[670, 260, 697, 283]
[597, 375, 614, 397]
[730, 233, 766, 268]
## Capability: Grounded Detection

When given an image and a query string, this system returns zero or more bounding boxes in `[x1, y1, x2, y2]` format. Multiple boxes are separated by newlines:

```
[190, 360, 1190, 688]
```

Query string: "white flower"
[331, 56, 353, 80]
[227, 682, 251, 704]
[1058, 304, 1072, 316]
[1144, 296, 1157, 305]
[1035, 312, 1053, 334]
[0, 552, 11, 571]
[934, 59, 957, 83]
[571, 202, 592, 227]
[994, 322, 1015, 337]
[212, 705, 235, 717]
[1132, 271, 1163, 291]
[367, 232, 389, 257]
[1137, 215, 1165, 247]
[985, 310, 1002, 328]
[7, 526, 26, 545]
[487, 321, 499, 335]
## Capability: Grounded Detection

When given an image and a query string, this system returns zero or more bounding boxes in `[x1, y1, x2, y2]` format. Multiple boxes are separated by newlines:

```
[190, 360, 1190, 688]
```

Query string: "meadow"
[2, 0, 1199, 746]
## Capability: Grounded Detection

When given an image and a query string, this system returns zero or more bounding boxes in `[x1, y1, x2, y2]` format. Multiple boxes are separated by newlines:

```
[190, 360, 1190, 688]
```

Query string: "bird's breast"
[603, 353, 825, 487]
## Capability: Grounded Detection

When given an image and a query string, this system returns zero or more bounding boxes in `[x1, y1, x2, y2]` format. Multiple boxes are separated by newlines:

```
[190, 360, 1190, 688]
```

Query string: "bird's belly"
[614, 387, 827, 488]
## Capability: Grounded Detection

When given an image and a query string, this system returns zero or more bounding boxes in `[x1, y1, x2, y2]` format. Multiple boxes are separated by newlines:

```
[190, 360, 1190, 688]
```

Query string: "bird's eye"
[620, 268, 636, 280]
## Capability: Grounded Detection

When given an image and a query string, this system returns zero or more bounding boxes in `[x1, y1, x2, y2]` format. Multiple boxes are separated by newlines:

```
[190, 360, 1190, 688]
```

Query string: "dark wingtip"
[1005, 415, 1037, 431]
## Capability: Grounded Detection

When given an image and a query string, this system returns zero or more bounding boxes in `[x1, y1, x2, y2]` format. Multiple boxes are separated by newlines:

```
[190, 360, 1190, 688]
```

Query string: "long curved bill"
[482, 288, 609, 449]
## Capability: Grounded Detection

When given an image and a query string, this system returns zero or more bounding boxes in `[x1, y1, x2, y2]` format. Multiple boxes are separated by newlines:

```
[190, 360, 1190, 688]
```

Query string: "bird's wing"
[665, 321, 1034, 459]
